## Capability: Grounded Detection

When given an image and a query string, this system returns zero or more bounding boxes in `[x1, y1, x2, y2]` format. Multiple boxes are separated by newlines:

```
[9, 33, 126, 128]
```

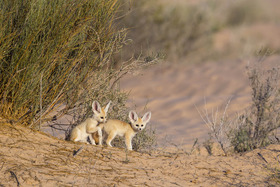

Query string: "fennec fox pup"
[101, 111, 151, 150]
[70, 100, 111, 145]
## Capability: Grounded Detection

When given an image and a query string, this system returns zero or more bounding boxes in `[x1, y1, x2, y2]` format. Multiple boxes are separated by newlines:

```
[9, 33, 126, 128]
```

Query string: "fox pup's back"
[103, 119, 134, 136]
[92, 119, 129, 145]
[70, 118, 98, 142]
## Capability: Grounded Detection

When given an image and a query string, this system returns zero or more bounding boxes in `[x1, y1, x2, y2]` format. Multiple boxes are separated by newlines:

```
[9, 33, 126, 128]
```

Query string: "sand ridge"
[0, 122, 279, 186]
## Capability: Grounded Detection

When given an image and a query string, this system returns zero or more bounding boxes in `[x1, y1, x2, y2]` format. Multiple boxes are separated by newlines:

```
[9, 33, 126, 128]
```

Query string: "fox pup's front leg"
[125, 134, 133, 151]
[88, 133, 96, 145]
[97, 127, 102, 146]
[86, 124, 101, 145]
[88, 129, 103, 145]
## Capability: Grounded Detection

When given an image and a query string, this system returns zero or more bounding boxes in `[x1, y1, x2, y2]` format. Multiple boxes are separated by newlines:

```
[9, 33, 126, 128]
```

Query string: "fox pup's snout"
[134, 121, 145, 131]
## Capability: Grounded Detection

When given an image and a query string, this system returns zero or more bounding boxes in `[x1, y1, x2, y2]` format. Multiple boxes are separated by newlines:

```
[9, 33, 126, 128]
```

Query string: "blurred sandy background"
[118, 0, 280, 146]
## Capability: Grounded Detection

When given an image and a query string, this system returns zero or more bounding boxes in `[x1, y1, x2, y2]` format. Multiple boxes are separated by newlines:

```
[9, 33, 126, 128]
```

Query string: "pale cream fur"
[70, 100, 111, 145]
[100, 111, 151, 150]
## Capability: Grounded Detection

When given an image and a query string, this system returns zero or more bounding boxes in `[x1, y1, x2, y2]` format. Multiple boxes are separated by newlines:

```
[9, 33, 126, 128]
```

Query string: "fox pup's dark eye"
[101, 117, 104, 119]
[141, 124, 144, 127]
[136, 124, 139, 127]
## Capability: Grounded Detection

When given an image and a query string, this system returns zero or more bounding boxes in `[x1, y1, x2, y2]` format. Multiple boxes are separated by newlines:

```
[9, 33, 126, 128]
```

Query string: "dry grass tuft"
[197, 99, 232, 155]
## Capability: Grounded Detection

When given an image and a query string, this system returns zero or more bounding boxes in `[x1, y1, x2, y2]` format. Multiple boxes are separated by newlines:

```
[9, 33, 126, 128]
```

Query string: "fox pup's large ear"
[92, 101, 101, 113]
[129, 111, 138, 123]
[104, 101, 112, 113]
[142, 112, 151, 124]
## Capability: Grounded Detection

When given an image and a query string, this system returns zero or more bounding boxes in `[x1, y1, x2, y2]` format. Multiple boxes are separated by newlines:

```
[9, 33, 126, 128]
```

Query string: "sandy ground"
[0, 122, 279, 186]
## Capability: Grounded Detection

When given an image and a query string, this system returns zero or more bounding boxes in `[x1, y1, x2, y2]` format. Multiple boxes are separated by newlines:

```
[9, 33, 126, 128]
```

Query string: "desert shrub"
[132, 126, 157, 152]
[0, 0, 134, 128]
[201, 51, 280, 153]
[230, 56, 280, 152]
